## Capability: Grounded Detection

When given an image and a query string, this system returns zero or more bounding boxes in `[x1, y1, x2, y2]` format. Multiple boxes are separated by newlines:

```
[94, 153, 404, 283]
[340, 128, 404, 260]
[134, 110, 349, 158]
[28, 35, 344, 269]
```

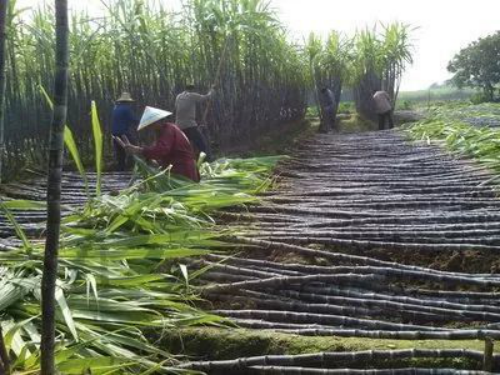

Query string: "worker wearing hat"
[113, 107, 200, 182]
[112, 92, 138, 171]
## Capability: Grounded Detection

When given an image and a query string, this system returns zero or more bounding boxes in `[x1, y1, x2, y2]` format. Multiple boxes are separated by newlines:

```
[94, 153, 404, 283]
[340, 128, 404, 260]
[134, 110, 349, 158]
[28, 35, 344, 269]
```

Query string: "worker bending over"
[320, 87, 337, 133]
[175, 83, 215, 161]
[114, 107, 200, 182]
[372, 90, 394, 130]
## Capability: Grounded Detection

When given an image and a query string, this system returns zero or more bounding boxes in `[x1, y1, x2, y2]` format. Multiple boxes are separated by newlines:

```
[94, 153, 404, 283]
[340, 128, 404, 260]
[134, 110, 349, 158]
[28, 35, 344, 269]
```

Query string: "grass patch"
[338, 114, 377, 133]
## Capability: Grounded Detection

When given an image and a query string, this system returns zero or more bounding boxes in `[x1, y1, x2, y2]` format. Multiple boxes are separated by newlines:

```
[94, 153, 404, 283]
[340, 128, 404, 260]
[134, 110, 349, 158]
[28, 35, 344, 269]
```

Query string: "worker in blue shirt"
[112, 92, 138, 170]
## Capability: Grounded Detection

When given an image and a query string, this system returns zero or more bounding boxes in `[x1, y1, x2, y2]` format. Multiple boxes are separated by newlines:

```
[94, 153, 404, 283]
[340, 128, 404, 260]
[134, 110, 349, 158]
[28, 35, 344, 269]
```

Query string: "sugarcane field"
[2, 0, 500, 373]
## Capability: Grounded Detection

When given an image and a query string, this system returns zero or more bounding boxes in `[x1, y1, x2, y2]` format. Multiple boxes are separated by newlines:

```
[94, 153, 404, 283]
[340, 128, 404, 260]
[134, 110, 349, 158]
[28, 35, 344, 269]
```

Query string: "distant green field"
[398, 87, 478, 103]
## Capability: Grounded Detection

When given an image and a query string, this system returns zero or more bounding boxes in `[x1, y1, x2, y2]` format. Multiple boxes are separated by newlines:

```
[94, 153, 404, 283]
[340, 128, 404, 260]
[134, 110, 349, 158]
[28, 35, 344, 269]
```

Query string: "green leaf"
[40, 85, 89, 196]
[91, 101, 104, 196]
[55, 286, 79, 342]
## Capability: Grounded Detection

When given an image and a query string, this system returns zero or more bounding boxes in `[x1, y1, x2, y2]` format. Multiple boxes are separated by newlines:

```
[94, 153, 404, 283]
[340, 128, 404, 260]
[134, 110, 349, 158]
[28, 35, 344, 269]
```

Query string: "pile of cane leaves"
[0, 155, 282, 374]
[407, 119, 500, 187]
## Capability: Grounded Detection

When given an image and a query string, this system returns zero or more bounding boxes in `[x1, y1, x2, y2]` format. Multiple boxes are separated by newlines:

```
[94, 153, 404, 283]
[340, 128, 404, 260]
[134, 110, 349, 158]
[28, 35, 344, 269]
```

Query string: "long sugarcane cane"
[199, 35, 232, 161]
[291, 286, 500, 315]
[0, 5, 11, 373]
[203, 255, 500, 284]
[246, 367, 491, 374]
[41, 1, 69, 374]
[202, 273, 384, 295]
[179, 349, 493, 371]
[275, 290, 500, 322]
[0, 0, 7, 185]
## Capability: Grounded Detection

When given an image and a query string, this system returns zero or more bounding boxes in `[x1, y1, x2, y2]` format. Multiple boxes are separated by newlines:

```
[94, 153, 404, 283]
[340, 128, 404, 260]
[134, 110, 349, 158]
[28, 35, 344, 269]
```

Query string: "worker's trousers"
[378, 111, 394, 130]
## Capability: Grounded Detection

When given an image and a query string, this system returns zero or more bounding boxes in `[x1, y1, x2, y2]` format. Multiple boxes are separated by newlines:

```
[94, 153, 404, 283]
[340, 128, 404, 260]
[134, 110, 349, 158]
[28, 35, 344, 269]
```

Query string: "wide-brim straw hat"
[138, 106, 173, 131]
[116, 92, 135, 102]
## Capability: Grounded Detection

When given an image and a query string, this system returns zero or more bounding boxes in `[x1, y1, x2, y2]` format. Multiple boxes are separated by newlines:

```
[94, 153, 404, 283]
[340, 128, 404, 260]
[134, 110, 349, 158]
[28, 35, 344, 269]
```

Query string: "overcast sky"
[16, 0, 500, 91]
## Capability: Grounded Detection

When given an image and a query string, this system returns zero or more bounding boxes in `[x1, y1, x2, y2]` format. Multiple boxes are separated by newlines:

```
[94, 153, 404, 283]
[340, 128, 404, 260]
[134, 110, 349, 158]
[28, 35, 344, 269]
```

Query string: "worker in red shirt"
[113, 106, 200, 182]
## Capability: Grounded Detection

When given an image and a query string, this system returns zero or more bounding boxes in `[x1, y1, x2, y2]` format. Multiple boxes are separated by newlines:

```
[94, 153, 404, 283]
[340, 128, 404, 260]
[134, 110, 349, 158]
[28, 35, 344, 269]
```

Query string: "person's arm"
[192, 88, 215, 103]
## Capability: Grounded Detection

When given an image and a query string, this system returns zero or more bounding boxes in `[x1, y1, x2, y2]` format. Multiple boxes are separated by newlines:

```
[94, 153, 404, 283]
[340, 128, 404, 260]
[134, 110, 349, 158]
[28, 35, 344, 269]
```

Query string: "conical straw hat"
[116, 92, 135, 102]
[138, 106, 173, 131]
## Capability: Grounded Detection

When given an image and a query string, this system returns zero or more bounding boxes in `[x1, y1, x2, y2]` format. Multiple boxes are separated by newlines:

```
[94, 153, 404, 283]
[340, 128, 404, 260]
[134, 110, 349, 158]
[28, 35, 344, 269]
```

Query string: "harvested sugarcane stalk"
[201, 273, 385, 296]
[277, 290, 500, 322]
[212, 309, 446, 331]
[246, 366, 493, 374]
[178, 349, 493, 371]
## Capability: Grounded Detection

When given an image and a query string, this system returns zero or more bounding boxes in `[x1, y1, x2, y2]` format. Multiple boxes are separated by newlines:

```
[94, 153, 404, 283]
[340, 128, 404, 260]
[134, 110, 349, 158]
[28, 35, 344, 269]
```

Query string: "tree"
[41, 1, 69, 374]
[448, 31, 500, 101]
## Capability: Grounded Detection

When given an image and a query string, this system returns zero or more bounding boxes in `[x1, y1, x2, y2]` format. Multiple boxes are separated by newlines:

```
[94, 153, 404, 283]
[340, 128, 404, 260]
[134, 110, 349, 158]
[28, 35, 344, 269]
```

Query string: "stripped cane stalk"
[226, 237, 486, 275]
[201, 273, 384, 296]
[246, 367, 491, 374]
[204, 255, 500, 286]
[179, 349, 491, 371]
[213, 309, 443, 331]
[275, 328, 500, 340]
[0, 0, 7, 183]
[202, 35, 232, 125]
[41, 1, 69, 374]
[277, 290, 500, 322]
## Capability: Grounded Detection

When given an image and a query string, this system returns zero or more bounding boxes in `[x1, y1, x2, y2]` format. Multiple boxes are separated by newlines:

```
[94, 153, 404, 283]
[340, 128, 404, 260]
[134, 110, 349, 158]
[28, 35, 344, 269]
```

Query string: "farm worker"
[111, 92, 138, 171]
[175, 83, 215, 162]
[372, 90, 394, 130]
[113, 106, 200, 182]
[320, 87, 337, 132]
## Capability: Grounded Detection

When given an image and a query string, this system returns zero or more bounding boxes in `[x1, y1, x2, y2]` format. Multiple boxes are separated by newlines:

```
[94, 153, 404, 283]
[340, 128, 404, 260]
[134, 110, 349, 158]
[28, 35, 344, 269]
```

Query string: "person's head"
[372, 89, 378, 95]
[116, 92, 135, 104]
[321, 87, 328, 94]
[186, 83, 196, 91]
[137, 106, 173, 133]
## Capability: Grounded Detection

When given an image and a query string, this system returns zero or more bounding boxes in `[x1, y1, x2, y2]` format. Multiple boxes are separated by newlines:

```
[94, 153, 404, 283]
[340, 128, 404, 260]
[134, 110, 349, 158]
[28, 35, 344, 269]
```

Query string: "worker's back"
[373, 91, 392, 114]
[175, 91, 210, 130]
[112, 103, 136, 136]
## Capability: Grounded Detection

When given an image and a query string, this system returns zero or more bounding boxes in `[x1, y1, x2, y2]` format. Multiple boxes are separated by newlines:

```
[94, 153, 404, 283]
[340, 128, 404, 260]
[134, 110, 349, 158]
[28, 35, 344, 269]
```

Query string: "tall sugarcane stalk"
[0, 2, 10, 370]
[0, 0, 7, 185]
[40, 1, 69, 374]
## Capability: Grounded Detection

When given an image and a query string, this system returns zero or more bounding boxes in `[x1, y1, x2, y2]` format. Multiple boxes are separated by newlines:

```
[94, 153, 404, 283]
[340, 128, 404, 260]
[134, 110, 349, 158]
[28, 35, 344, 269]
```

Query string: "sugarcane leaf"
[3, 317, 36, 357]
[55, 286, 79, 342]
[179, 264, 189, 288]
[0, 202, 33, 252]
[91, 101, 104, 196]
[59, 247, 210, 261]
[1, 200, 46, 211]
[40, 85, 89, 196]
[57, 356, 133, 374]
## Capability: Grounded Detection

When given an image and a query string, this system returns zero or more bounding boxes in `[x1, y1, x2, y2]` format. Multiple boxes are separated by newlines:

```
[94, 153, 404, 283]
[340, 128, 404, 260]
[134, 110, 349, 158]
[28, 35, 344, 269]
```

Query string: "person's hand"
[113, 135, 142, 155]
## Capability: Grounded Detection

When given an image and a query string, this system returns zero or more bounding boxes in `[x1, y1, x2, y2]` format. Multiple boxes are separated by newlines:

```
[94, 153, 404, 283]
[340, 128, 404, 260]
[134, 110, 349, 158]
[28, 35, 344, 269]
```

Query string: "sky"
[16, 0, 500, 91]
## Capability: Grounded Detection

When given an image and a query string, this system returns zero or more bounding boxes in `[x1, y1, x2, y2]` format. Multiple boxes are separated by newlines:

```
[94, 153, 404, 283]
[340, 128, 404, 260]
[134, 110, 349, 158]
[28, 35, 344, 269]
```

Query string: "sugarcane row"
[194, 130, 500, 373]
